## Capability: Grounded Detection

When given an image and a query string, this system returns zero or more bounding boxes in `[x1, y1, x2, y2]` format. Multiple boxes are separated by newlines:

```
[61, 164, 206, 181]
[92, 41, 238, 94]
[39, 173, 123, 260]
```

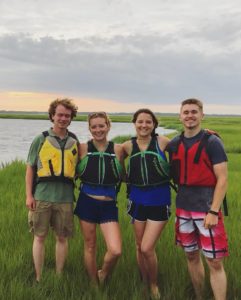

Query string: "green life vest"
[127, 136, 170, 187]
[77, 140, 123, 186]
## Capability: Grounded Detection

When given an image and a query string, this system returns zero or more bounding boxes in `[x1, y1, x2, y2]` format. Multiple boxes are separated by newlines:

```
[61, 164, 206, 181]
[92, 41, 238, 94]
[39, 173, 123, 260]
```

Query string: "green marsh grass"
[1, 116, 241, 299]
[0, 113, 132, 123]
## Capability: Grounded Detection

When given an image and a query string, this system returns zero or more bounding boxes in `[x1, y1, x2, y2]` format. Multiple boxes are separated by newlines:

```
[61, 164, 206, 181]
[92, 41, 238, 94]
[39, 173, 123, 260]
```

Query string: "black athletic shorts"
[127, 200, 171, 222]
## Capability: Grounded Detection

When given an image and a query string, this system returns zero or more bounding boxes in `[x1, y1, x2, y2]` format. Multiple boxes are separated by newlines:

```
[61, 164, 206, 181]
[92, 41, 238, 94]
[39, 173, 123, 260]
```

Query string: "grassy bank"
[0, 113, 132, 123]
[1, 117, 241, 299]
[1, 112, 241, 132]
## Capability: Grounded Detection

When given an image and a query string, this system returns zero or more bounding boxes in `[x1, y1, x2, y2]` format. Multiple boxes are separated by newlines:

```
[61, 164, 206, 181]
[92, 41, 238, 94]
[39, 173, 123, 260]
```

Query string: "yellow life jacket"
[37, 131, 78, 183]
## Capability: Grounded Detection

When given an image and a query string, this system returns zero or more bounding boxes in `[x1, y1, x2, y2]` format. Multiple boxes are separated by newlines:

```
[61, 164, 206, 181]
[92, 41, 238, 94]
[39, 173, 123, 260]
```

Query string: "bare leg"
[133, 221, 148, 283]
[98, 221, 122, 282]
[32, 235, 46, 282]
[55, 235, 68, 275]
[80, 220, 98, 283]
[186, 251, 205, 300]
[140, 220, 167, 299]
[206, 258, 227, 300]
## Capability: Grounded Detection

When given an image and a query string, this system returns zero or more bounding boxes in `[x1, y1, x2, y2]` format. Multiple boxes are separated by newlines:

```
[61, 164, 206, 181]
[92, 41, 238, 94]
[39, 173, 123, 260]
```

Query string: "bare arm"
[25, 164, 36, 211]
[79, 143, 88, 159]
[122, 140, 132, 158]
[114, 144, 124, 163]
[114, 143, 126, 181]
[204, 161, 228, 228]
[157, 135, 170, 152]
[120, 140, 133, 182]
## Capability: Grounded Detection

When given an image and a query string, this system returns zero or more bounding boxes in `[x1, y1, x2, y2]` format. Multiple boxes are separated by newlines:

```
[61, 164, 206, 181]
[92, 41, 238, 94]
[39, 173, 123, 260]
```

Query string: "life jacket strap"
[222, 195, 228, 216]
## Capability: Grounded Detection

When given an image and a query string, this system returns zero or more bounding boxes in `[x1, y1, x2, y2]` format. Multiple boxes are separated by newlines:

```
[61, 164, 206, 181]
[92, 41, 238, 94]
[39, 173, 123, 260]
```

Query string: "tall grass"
[1, 116, 241, 299]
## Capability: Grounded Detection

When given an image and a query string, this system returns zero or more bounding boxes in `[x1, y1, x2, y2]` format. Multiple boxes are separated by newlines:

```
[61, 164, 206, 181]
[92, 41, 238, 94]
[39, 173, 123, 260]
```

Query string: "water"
[0, 119, 175, 165]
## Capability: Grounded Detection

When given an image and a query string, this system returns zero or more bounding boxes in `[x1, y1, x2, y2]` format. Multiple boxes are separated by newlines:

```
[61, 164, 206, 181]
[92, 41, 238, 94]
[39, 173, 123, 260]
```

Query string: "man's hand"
[204, 213, 218, 229]
[26, 195, 36, 211]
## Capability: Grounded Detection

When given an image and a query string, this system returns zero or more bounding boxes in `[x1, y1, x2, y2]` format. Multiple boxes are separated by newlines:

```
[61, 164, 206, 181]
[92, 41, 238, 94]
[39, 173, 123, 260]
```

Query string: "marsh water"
[0, 119, 175, 165]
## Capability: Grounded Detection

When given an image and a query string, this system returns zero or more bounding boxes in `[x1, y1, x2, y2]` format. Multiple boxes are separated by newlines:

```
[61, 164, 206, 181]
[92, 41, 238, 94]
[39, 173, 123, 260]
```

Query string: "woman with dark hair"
[122, 108, 171, 299]
[74, 112, 124, 285]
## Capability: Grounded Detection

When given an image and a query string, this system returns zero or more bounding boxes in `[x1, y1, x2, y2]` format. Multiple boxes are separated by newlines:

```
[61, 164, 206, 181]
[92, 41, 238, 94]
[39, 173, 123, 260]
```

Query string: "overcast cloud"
[1, 0, 241, 111]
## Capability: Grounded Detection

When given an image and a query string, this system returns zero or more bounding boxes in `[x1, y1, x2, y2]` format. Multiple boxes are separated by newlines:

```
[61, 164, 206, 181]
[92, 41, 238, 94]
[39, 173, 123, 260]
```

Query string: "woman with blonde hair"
[74, 112, 124, 285]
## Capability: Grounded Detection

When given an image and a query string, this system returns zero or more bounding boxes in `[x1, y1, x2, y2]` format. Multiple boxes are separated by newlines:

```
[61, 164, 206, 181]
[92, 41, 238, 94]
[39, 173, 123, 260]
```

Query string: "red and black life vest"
[170, 130, 218, 187]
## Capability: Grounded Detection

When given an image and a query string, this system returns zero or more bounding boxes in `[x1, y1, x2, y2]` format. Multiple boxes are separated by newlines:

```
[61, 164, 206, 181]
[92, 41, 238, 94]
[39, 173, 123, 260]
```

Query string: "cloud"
[0, 0, 241, 111]
[0, 32, 241, 107]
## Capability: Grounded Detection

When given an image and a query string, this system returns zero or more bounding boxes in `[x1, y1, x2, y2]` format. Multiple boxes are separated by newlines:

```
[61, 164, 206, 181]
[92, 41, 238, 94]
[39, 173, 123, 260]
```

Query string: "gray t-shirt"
[168, 130, 227, 212]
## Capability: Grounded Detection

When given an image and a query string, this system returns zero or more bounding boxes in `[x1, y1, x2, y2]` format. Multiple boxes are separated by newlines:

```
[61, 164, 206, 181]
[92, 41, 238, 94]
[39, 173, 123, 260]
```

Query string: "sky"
[0, 0, 241, 114]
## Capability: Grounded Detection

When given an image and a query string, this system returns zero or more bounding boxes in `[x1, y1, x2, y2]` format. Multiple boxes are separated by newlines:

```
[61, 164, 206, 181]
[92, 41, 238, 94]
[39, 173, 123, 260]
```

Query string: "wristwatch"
[208, 210, 219, 216]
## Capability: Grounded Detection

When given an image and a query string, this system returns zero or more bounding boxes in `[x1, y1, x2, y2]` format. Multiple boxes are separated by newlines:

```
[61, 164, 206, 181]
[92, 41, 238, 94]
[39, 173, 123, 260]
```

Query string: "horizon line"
[0, 110, 241, 117]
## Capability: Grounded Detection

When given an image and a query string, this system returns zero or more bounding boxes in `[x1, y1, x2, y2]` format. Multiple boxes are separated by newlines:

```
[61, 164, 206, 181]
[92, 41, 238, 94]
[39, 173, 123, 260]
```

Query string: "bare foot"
[150, 284, 160, 300]
[90, 279, 99, 289]
[97, 269, 106, 285]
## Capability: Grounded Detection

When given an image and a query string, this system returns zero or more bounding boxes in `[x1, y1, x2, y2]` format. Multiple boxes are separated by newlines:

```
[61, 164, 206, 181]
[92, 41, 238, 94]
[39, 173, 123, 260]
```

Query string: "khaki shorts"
[28, 201, 74, 237]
